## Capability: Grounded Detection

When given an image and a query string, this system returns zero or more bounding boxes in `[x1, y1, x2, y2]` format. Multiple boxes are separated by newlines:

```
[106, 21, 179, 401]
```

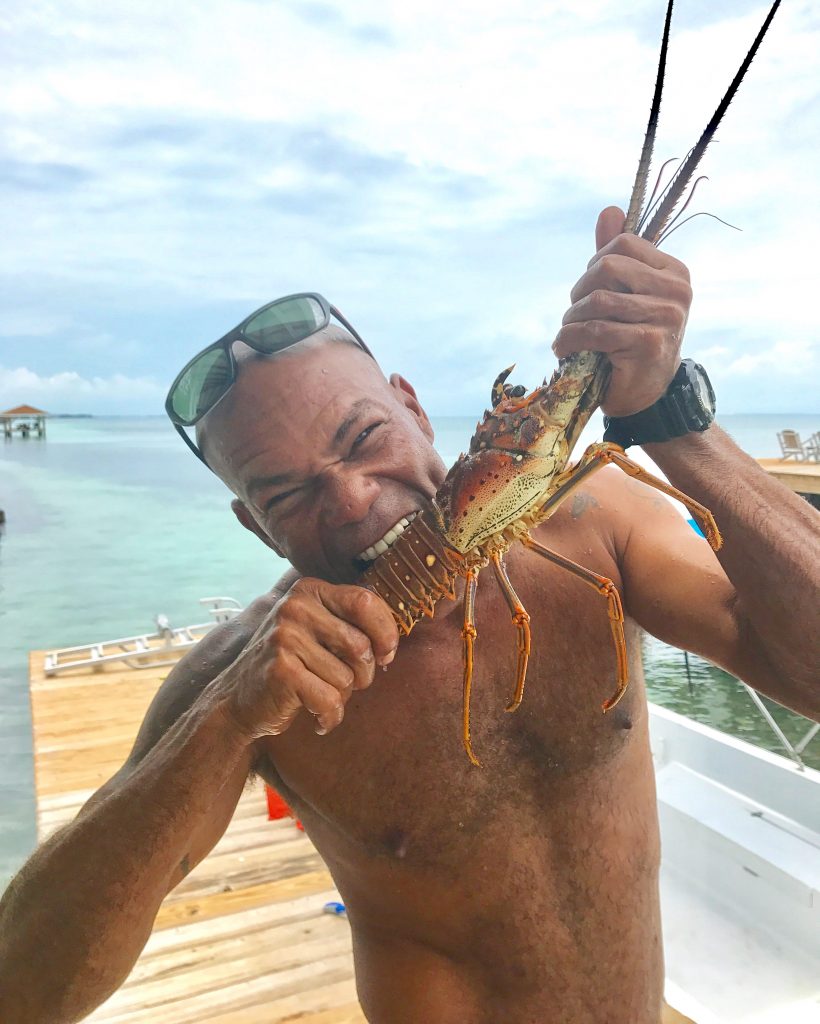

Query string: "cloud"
[722, 339, 817, 377]
[285, 1, 397, 45]
[0, 312, 73, 338]
[0, 365, 166, 414]
[0, 0, 817, 416]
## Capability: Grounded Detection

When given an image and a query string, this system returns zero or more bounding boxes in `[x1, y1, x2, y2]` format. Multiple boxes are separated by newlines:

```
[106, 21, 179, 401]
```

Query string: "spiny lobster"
[360, 0, 781, 766]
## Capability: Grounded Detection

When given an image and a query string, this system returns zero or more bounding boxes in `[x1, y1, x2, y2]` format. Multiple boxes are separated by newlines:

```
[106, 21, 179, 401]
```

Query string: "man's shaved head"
[194, 325, 446, 583]
[196, 326, 377, 475]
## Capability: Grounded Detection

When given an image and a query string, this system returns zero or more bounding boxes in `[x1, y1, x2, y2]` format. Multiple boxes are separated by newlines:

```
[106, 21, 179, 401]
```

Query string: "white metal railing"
[680, 650, 819, 771]
[742, 683, 820, 771]
[43, 597, 243, 676]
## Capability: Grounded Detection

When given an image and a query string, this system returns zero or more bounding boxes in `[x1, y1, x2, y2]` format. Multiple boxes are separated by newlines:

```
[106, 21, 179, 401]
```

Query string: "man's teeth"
[358, 512, 418, 563]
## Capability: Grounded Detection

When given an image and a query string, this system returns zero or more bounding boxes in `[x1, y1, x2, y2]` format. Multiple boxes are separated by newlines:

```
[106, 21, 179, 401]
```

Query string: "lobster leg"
[490, 552, 531, 713]
[461, 567, 482, 767]
[521, 535, 629, 711]
[543, 442, 722, 551]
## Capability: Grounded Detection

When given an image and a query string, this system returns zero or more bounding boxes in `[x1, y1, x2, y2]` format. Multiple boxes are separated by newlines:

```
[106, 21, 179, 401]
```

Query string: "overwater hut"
[1, 404, 49, 439]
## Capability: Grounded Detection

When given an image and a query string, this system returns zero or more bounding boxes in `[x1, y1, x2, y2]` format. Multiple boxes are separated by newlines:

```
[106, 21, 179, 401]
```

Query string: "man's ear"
[231, 499, 285, 557]
[389, 373, 434, 441]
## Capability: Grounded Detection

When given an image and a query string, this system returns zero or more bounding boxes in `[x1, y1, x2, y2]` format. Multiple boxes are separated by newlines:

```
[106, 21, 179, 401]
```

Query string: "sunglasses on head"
[165, 292, 373, 464]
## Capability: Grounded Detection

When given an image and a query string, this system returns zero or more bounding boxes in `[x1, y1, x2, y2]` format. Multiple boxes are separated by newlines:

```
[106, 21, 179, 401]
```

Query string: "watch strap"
[602, 360, 714, 448]
[603, 395, 693, 447]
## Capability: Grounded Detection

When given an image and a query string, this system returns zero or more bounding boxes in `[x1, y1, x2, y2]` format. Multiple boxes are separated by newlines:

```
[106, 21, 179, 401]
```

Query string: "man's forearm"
[645, 423, 820, 717]
[0, 693, 249, 1024]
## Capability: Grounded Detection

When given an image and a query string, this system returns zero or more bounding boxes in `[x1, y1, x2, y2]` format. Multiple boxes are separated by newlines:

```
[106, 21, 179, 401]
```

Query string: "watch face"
[685, 361, 716, 417]
[679, 362, 712, 417]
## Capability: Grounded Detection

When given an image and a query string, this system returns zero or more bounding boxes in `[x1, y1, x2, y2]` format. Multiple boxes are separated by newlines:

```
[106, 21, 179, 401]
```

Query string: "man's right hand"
[217, 579, 399, 741]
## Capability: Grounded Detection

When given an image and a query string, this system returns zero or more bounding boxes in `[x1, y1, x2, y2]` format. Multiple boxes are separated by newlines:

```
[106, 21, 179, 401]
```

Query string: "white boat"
[651, 703, 820, 1023]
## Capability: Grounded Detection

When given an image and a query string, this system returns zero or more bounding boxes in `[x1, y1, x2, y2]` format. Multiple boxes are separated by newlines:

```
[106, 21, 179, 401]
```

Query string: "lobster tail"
[360, 511, 464, 635]
[640, 0, 782, 243]
[623, 0, 675, 234]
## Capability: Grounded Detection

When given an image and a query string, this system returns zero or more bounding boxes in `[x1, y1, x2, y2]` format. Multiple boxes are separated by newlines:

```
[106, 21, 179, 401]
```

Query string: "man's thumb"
[596, 206, 627, 252]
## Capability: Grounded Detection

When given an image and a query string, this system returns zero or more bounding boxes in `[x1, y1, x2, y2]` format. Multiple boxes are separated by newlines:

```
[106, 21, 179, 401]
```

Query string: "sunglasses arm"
[174, 422, 210, 466]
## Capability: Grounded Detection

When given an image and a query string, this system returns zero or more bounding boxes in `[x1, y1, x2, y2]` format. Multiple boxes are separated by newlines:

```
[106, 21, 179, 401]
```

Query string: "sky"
[0, 0, 818, 417]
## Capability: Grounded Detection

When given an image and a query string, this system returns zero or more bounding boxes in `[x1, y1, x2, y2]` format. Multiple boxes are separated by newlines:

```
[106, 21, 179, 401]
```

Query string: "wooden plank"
[757, 458, 820, 495]
[154, 870, 335, 931]
[662, 1005, 696, 1024]
[198, 989, 365, 1024]
[128, 889, 340, 961]
[87, 955, 357, 1024]
[36, 781, 269, 839]
[28, 649, 364, 1024]
[89, 928, 354, 1018]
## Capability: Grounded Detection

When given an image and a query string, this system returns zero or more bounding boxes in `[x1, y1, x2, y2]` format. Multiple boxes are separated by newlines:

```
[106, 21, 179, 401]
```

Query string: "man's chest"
[266, 526, 647, 858]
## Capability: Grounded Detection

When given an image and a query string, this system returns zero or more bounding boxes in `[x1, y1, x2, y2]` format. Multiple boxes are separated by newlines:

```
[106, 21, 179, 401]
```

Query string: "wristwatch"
[602, 359, 716, 448]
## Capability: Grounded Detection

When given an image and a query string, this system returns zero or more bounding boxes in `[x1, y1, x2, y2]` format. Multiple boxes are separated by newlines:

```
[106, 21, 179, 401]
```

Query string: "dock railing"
[43, 596, 243, 676]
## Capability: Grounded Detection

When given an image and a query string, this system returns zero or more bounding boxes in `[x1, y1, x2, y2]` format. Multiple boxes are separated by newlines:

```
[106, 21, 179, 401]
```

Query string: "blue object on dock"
[687, 518, 705, 538]
[323, 901, 347, 916]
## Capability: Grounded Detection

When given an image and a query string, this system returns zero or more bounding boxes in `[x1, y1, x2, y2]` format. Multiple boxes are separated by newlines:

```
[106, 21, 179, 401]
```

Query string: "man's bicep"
[618, 482, 743, 672]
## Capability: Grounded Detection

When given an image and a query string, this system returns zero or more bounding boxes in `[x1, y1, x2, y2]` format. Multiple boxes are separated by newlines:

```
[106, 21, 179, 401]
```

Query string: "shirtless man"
[1, 209, 817, 1024]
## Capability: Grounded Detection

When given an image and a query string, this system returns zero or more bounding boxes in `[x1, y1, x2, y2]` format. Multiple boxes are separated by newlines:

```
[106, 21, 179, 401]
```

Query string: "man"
[1, 208, 817, 1024]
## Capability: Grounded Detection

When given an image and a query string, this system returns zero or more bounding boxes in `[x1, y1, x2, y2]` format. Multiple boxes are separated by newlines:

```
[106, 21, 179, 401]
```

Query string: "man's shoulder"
[534, 463, 673, 553]
[546, 464, 630, 528]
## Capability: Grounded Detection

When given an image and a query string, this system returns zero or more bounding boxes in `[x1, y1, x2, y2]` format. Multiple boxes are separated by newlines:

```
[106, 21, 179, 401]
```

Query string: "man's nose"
[321, 466, 380, 529]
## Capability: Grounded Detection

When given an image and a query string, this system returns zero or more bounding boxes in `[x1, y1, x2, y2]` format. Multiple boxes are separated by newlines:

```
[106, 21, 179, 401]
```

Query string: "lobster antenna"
[638, 155, 680, 233]
[624, 0, 675, 233]
[657, 174, 710, 235]
[641, 0, 782, 243]
[658, 210, 742, 245]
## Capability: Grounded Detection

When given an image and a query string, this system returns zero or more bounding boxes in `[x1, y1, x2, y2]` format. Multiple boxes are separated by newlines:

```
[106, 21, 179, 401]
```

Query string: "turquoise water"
[1, 413, 818, 883]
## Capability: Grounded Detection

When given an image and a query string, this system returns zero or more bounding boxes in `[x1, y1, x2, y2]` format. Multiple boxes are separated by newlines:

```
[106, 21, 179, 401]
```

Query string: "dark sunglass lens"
[244, 296, 326, 350]
[172, 347, 232, 423]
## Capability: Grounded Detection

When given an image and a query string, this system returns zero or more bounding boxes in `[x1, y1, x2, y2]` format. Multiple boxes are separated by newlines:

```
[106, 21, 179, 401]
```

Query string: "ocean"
[1, 412, 818, 883]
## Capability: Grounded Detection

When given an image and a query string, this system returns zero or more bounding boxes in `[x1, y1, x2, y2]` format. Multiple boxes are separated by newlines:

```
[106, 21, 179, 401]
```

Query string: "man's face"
[201, 332, 447, 583]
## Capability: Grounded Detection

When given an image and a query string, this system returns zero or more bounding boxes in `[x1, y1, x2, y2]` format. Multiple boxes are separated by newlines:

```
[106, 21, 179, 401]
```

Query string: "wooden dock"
[28, 650, 693, 1023]
[757, 458, 820, 496]
[28, 651, 367, 1024]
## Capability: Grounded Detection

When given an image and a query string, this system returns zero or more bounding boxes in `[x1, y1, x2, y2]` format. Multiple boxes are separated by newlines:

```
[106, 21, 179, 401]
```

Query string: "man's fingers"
[587, 231, 691, 278]
[310, 613, 378, 690]
[562, 291, 684, 330]
[293, 669, 349, 735]
[570, 254, 693, 306]
[553, 320, 667, 360]
[552, 320, 681, 417]
[316, 583, 399, 667]
[237, 578, 402, 742]
[293, 637, 358, 695]
[596, 206, 626, 252]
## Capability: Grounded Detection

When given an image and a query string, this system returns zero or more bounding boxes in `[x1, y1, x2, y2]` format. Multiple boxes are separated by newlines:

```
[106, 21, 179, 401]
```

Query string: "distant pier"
[2, 403, 48, 440]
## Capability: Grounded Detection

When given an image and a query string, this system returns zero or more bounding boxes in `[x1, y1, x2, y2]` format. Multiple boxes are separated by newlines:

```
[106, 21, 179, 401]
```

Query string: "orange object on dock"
[265, 784, 304, 829]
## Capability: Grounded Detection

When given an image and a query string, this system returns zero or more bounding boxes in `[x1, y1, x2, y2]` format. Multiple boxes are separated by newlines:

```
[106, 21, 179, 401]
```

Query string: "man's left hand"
[552, 205, 693, 418]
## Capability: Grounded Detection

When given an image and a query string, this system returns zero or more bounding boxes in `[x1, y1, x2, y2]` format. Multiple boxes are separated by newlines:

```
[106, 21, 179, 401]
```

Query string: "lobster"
[360, 0, 781, 766]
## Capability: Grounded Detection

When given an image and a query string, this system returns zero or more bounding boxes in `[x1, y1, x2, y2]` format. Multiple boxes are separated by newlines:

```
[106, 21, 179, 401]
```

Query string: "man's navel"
[381, 825, 411, 860]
